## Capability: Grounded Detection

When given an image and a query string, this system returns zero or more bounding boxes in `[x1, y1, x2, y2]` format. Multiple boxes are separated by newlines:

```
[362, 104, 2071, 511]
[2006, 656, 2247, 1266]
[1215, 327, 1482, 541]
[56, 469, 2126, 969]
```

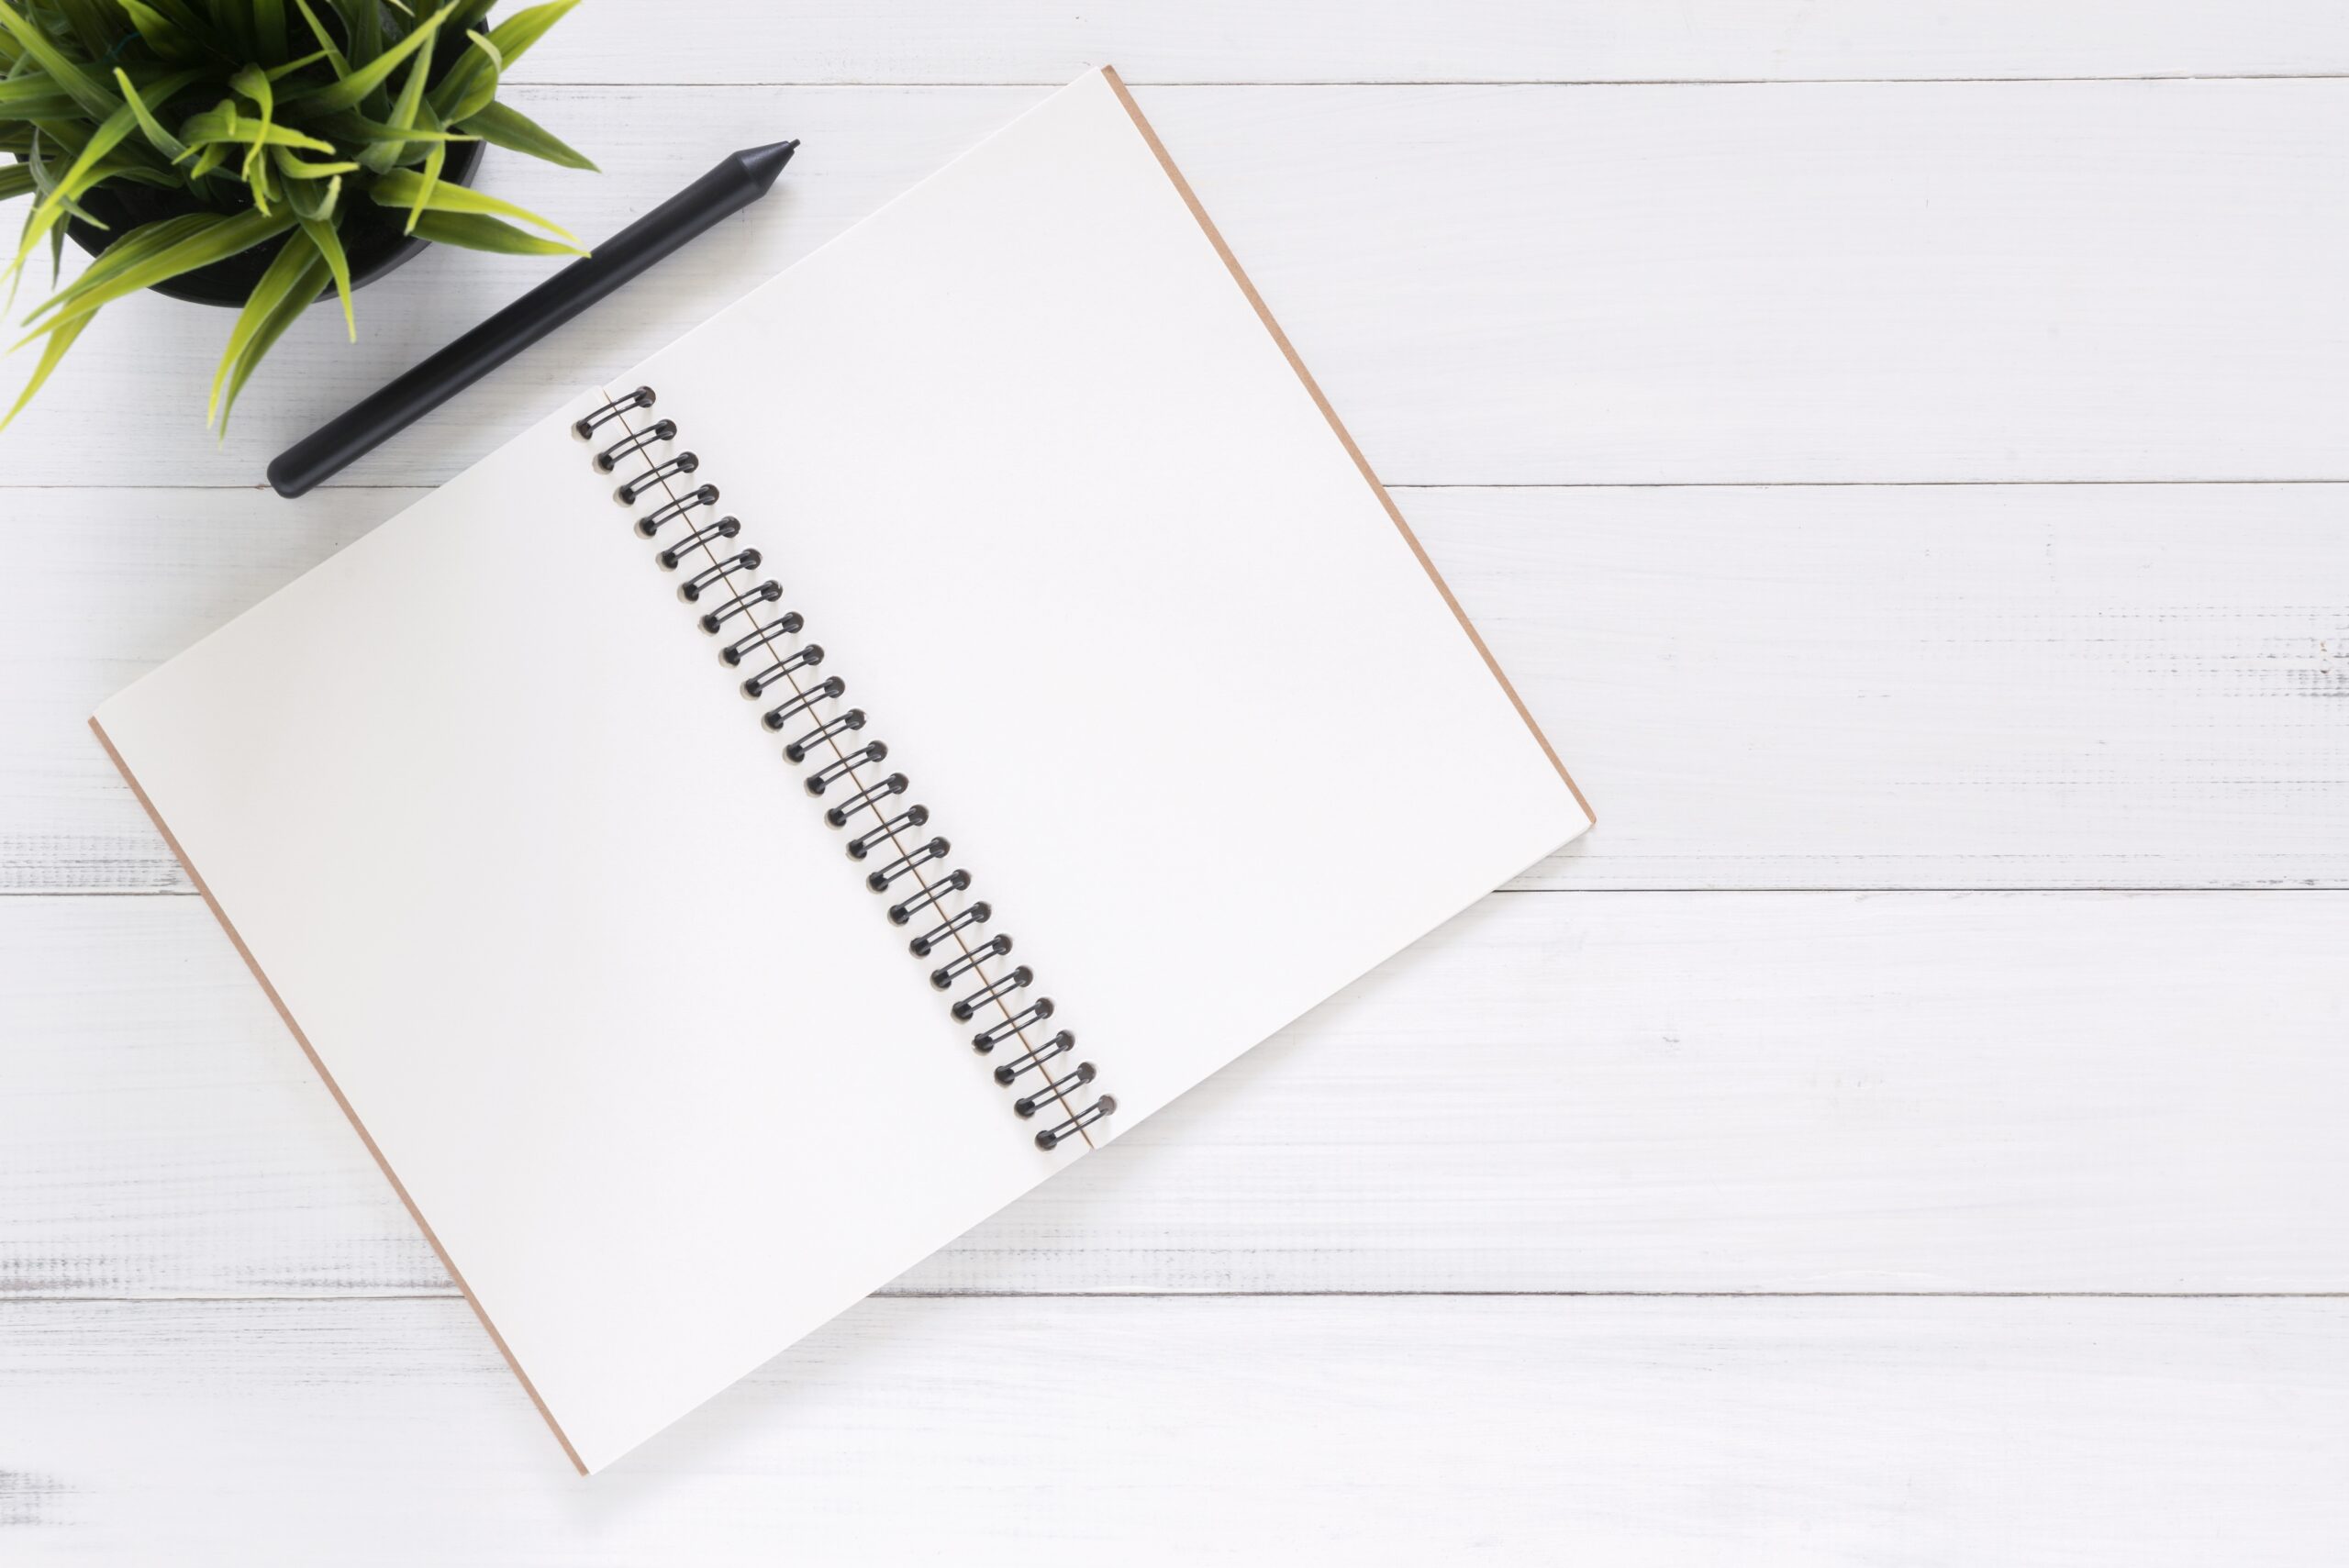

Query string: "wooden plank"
[1, 82, 2343, 488]
[7, 483, 2343, 895]
[5, 891, 2343, 1299]
[1, 1296, 2342, 1561]
[1455, 482, 2349, 890]
[500, 1, 2349, 84]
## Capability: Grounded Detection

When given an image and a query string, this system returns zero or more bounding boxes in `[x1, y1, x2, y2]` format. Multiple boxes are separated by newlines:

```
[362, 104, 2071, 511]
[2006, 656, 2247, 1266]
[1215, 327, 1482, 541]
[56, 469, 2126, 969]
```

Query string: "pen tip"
[736, 139, 800, 192]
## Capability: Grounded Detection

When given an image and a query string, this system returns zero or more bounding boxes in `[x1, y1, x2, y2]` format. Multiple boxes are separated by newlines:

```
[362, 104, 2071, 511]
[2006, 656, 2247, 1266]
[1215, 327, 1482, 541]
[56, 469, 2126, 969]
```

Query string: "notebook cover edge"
[87, 714, 594, 1476]
[1096, 66, 1594, 828]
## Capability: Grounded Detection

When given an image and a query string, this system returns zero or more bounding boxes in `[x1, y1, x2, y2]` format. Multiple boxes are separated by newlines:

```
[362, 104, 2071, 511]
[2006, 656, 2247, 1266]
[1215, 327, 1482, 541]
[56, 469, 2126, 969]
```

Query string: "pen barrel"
[267, 159, 768, 499]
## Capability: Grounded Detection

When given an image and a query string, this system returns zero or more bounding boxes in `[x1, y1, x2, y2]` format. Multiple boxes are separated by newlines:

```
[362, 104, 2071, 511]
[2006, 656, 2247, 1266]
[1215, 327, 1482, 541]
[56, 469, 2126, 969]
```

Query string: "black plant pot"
[61, 138, 486, 308]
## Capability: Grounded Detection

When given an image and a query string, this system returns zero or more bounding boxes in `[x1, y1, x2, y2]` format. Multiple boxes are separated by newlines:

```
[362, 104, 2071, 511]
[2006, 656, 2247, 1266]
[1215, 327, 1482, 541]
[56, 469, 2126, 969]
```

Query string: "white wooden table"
[5, 5, 2346, 1561]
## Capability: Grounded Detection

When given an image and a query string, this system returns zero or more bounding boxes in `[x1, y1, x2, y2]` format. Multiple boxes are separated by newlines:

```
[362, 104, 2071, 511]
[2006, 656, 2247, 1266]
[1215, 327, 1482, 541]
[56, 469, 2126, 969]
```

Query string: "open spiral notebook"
[91, 68, 1593, 1473]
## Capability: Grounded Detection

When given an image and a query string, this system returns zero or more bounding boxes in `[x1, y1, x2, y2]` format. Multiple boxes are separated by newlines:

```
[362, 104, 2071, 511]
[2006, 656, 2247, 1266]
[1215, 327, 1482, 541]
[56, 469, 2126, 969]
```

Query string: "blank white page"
[93, 66, 1589, 1479]
[94, 393, 1078, 1473]
[620, 69, 1592, 1130]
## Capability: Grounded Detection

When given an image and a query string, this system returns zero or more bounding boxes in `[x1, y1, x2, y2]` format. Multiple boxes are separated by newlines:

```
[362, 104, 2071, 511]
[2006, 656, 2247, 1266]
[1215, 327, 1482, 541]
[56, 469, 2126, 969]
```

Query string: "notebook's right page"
[637, 68, 1591, 1128]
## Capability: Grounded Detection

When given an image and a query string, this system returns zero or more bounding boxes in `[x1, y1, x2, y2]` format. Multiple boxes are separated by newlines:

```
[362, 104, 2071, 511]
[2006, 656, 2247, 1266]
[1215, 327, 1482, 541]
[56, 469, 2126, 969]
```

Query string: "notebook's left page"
[92, 401, 1076, 1473]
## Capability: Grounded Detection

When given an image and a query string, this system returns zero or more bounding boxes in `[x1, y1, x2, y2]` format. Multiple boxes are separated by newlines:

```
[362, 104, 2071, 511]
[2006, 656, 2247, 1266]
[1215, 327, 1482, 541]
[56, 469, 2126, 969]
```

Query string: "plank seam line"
[7, 1291, 2346, 1304]
[494, 75, 2349, 88]
[6, 478, 2349, 495]
[10, 886, 2347, 901]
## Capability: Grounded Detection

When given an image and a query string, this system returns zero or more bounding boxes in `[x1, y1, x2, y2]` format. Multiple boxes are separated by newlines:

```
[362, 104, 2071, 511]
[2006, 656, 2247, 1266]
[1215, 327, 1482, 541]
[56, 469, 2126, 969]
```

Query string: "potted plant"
[0, 0, 594, 429]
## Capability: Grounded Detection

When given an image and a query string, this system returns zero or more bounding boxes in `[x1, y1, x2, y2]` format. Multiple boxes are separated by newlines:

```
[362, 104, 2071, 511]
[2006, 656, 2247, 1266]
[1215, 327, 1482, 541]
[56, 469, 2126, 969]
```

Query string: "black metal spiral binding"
[973, 998, 1053, 1052]
[699, 578, 784, 634]
[908, 900, 990, 956]
[616, 452, 702, 506]
[580, 385, 1113, 1151]
[636, 484, 720, 538]
[993, 1029, 1074, 1084]
[785, 709, 867, 764]
[1016, 1062, 1097, 1120]
[743, 643, 823, 698]
[886, 868, 968, 923]
[573, 385, 653, 439]
[763, 677, 846, 730]
[805, 744, 887, 795]
[595, 419, 677, 471]
[868, 836, 952, 891]
[656, 517, 742, 568]
[677, 550, 761, 601]
[930, 935, 1011, 988]
[1035, 1095, 1115, 1150]
[950, 964, 1030, 1021]
[847, 805, 927, 859]
[719, 613, 802, 665]
[825, 773, 908, 828]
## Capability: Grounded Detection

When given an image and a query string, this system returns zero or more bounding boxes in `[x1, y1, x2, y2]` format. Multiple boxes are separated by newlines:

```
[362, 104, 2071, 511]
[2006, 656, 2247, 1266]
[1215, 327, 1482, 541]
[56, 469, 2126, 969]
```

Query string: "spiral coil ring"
[867, 835, 952, 892]
[930, 934, 1012, 988]
[760, 678, 841, 730]
[678, 550, 762, 602]
[616, 453, 702, 506]
[826, 773, 909, 828]
[886, 868, 969, 923]
[805, 742, 887, 795]
[743, 643, 824, 698]
[950, 963, 1030, 1021]
[1016, 1062, 1097, 1119]
[596, 419, 678, 472]
[785, 709, 868, 763]
[1035, 1095, 1115, 1151]
[657, 517, 743, 568]
[847, 805, 929, 860]
[908, 900, 991, 957]
[719, 612, 803, 665]
[699, 579, 784, 633]
[573, 385, 653, 439]
[972, 998, 1054, 1052]
[582, 385, 1111, 1149]
[993, 1029, 1075, 1084]
[636, 485, 721, 538]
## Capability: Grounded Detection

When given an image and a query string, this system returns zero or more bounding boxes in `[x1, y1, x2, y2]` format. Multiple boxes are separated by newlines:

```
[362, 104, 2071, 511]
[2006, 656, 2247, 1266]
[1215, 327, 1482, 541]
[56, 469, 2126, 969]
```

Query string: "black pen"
[267, 139, 798, 498]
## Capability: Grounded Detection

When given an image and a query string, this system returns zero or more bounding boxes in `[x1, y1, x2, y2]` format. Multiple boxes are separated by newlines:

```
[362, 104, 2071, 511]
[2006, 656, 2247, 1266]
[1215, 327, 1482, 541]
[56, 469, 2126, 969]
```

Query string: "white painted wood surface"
[6, 891, 2344, 1298]
[3, 82, 2345, 488]
[507, 2, 2349, 84]
[7, 483, 2345, 893]
[3, 2, 2344, 1559]
[6, 1297, 2344, 1565]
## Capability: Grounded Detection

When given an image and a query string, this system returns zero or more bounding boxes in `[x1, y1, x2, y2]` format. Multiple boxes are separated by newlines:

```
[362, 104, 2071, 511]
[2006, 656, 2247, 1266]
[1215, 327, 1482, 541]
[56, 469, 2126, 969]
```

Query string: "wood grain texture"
[1, 1296, 2343, 1563]
[0, 82, 2343, 488]
[8, 484, 2343, 895]
[494, 1, 2349, 83]
[6, 890, 2343, 1299]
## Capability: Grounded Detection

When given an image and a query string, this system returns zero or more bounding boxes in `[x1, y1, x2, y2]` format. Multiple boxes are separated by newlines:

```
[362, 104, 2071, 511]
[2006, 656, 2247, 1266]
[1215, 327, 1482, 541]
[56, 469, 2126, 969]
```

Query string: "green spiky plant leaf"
[0, 0, 594, 431]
